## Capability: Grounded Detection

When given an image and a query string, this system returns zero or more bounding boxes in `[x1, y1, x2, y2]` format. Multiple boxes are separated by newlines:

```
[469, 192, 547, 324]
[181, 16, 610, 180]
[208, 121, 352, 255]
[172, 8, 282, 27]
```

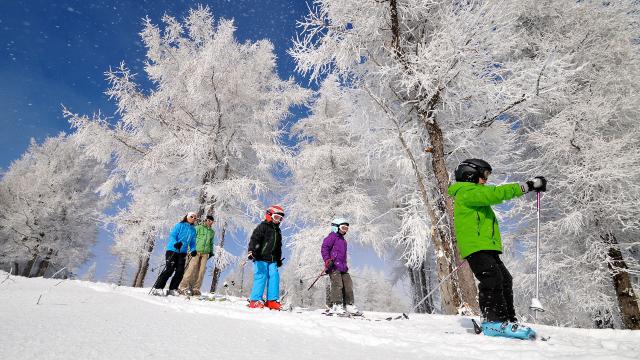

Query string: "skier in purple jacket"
[321, 218, 361, 316]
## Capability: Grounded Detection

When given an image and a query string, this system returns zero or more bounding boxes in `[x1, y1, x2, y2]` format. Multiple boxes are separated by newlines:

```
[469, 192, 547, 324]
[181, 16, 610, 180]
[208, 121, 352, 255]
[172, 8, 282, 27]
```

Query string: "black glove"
[174, 242, 183, 250]
[277, 259, 283, 267]
[247, 251, 254, 260]
[526, 176, 547, 192]
[190, 250, 197, 257]
[208, 252, 214, 259]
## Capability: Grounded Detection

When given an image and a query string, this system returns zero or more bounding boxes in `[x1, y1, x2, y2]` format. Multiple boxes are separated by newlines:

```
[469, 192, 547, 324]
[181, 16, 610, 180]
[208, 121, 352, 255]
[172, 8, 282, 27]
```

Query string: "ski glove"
[190, 250, 197, 257]
[324, 259, 334, 269]
[247, 251, 254, 261]
[526, 176, 547, 192]
[277, 259, 283, 267]
[174, 242, 183, 250]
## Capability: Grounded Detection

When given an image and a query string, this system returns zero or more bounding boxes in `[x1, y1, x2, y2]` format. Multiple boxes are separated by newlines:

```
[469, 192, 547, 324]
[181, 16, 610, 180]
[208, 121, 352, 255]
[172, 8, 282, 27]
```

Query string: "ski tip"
[402, 313, 409, 319]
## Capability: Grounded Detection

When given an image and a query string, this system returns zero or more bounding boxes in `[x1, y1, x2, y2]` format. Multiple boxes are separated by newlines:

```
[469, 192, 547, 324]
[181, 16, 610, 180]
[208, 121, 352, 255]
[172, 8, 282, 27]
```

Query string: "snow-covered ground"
[1, 273, 638, 360]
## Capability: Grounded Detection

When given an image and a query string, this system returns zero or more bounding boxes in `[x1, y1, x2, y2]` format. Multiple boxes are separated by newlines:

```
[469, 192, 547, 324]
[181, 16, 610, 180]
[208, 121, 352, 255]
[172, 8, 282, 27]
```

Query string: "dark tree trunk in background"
[209, 224, 226, 293]
[409, 262, 435, 314]
[602, 232, 640, 330]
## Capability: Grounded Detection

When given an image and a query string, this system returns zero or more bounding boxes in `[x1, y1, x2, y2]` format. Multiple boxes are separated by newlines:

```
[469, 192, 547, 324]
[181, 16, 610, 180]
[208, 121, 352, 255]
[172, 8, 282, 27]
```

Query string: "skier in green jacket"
[448, 159, 546, 339]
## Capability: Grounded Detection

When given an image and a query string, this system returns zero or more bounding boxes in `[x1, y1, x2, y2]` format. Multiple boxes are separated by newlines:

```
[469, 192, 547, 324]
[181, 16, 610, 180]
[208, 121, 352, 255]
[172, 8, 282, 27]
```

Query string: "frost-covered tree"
[286, 76, 387, 284]
[352, 267, 408, 312]
[290, 0, 547, 314]
[0, 134, 109, 277]
[507, 0, 640, 329]
[67, 7, 309, 290]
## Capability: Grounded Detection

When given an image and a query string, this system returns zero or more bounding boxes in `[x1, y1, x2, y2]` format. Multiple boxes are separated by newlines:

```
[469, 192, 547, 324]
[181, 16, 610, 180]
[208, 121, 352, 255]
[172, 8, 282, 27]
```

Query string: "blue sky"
[0, 0, 390, 285]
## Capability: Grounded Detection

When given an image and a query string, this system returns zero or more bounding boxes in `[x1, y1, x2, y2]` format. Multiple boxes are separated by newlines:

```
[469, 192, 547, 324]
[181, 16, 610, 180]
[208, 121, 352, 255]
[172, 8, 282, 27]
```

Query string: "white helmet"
[331, 218, 349, 233]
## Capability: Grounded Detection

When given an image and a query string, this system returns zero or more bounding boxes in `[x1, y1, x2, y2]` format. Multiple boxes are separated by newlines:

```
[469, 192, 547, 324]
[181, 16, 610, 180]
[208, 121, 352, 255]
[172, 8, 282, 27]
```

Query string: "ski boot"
[248, 300, 265, 309]
[346, 304, 363, 316]
[265, 300, 282, 311]
[328, 303, 347, 316]
[178, 288, 192, 296]
[168, 289, 181, 296]
[192, 289, 202, 296]
[150, 288, 167, 296]
[481, 321, 536, 340]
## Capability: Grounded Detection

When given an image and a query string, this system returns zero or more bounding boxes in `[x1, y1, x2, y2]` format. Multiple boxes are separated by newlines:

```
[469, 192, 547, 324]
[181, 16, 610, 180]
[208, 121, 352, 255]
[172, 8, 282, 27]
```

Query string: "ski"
[468, 319, 549, 341]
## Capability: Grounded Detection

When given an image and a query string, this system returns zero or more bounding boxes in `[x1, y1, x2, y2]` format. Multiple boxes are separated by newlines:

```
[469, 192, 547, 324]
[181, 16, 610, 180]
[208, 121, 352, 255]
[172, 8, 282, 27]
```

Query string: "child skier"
[447, 159, 546, 339]
[151, 212, 197, 296]
[321, 218, 361, 316]
[247, 205, 285, 310]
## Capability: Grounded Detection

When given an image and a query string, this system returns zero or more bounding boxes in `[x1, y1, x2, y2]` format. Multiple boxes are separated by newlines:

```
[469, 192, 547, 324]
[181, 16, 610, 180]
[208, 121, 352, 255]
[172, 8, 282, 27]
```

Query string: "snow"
[1, 273, 639, 360]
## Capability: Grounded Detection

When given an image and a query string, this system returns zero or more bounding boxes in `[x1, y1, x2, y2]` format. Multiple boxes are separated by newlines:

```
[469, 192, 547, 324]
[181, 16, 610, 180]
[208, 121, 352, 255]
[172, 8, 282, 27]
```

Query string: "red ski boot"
[265, 300, 282, 311]
[248, 300, 265, 309]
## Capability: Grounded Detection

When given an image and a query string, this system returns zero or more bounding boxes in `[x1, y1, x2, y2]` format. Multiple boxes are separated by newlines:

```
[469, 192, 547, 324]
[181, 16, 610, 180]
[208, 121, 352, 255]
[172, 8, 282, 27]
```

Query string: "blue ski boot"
[481, 321, 536, 340]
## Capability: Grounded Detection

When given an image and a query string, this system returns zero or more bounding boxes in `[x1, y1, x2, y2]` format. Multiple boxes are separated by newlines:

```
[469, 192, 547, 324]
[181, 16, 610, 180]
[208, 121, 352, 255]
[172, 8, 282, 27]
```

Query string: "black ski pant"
[153, 251, 187, 291]
[466, 250, 515, 322]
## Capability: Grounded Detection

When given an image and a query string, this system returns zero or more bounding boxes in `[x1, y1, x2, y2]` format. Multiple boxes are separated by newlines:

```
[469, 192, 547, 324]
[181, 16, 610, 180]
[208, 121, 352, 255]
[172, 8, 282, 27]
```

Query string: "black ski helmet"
[454, 159, 492, 183]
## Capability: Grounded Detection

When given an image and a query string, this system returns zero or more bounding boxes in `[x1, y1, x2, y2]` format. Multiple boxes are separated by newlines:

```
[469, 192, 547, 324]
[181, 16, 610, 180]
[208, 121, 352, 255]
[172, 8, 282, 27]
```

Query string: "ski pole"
[530, 191, 545, 319]
[307, 267, 328, 291]
[411, 260, 467, 312]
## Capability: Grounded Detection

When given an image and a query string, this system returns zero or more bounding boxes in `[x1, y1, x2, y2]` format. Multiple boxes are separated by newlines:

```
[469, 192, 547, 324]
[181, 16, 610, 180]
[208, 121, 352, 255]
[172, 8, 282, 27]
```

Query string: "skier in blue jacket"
[151, 212, 197, 296]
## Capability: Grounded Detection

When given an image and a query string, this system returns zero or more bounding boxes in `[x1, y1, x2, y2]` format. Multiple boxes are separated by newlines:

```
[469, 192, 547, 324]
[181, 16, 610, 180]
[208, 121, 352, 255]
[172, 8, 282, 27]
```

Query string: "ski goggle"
[338, 224, 349, 232]
[271, 213, 284, 221]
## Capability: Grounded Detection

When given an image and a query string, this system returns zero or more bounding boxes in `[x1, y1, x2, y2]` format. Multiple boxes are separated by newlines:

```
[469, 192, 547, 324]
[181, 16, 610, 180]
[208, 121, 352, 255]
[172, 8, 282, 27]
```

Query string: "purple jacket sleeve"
[321, 234, 334, 261]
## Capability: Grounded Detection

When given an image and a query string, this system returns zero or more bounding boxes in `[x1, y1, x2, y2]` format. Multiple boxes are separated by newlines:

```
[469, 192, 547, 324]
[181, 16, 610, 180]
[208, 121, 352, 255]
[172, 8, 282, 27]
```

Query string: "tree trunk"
[10, 262, 19, 276]
[132, 233, 156, 288]
[35, 259, 50, 277]
[602, 232, 640, 330]
[387, 0, 478, 314]
[421, 111, 479, 315]
[409, 262, 435, 314]
[209, 224, 226, 293]
[22, 255, 36, 277]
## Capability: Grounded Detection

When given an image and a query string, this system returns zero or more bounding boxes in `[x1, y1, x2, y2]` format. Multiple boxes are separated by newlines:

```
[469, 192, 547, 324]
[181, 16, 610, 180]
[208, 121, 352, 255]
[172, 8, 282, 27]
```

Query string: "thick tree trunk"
[132, 234, 155, 288]
[209, 224, 226, 293]
[387, 0, 478, 314]
[602, 232, 640, 330]
[422, 113, 479, 314]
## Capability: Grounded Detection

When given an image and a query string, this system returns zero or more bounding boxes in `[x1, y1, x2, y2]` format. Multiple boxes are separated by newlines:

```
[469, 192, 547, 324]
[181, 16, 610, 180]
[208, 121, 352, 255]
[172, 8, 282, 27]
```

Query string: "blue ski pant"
[249, 261, 279, 301]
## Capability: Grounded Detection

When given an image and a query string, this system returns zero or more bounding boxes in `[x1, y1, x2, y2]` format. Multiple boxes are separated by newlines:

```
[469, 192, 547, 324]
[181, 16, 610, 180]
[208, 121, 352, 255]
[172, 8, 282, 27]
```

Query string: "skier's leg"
[249, 261, 268, 301]
[179, 254, 199, 291]
[496, 256, 516, 321]
[266, 262, 280, 301]
[466, 250, 508, 322]
[329, 271, 344, 305]
[154, 251, 177, 290]
[169, 253, 187, 290]
[193, 254, 209, 291]
[341, 272, 354, 305]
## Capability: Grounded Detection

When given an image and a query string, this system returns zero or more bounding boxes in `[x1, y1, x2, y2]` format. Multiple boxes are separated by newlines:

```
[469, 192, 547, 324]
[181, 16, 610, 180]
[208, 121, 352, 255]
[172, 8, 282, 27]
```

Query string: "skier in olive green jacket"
[179, 215, 215, 296]
[448, 159, 546, 339]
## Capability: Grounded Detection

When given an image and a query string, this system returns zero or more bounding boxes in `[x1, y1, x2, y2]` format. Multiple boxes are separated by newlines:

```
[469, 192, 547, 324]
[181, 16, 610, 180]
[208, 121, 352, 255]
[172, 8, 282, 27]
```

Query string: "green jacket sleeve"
[457, 183, 523, 207]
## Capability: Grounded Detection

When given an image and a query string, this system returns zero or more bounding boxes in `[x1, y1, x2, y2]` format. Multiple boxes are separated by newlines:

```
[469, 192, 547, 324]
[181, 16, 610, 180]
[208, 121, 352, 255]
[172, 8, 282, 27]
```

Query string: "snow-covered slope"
[1, 274, 638, 360]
